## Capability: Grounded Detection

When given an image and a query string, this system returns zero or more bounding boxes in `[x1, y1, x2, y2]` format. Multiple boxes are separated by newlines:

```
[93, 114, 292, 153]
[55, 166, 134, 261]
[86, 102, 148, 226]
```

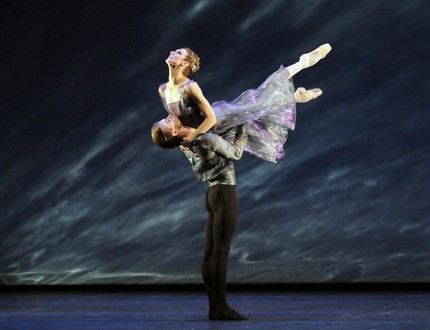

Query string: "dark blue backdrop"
[1, 0, 429, 284]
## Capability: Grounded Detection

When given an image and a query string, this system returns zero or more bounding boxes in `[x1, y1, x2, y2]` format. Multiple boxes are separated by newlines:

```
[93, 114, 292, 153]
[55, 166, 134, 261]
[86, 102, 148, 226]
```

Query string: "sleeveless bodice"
[160, 81, 205, 129]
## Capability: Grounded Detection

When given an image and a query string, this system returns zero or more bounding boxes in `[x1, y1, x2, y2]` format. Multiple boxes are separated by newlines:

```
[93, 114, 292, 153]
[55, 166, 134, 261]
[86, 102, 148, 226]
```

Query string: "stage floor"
[1, 288, 429, 329]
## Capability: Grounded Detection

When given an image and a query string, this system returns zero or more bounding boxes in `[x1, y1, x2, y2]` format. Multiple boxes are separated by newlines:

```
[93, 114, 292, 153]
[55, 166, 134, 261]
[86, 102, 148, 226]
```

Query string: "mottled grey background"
[1, 0, 429, 285]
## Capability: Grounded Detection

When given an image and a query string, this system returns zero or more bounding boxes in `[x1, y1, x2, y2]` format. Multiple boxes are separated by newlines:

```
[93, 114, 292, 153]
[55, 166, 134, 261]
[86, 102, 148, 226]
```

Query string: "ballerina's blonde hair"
[183, 48, 200, 77]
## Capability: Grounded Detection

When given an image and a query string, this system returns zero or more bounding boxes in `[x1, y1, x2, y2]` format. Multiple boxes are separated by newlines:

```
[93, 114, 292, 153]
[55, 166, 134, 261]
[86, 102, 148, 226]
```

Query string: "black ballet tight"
[202, 184, 239, 317]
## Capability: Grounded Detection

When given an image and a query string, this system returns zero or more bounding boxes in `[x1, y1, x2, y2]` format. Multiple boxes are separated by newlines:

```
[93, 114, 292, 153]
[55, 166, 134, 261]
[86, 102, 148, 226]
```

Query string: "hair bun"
[184, 47, 200, 76]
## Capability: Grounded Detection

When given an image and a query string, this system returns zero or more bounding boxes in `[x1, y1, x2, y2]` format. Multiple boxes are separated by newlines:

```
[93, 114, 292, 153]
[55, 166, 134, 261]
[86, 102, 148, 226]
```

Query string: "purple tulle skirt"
[212, 66, 296, 163]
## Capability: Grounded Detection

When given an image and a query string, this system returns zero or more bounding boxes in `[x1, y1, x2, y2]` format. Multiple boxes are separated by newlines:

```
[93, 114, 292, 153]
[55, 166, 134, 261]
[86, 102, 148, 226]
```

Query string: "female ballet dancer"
[153, 44, 331, 163]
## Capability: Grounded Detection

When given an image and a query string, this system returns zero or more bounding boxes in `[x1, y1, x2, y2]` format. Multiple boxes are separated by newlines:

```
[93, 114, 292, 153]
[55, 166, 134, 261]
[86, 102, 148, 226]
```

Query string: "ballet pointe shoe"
[299, 43, 332, 68]
[294, 87, 323, 103]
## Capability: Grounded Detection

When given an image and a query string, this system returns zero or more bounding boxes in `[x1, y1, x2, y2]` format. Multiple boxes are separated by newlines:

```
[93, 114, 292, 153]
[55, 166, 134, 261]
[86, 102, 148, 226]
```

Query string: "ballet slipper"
[299, 43, 332, 68]
[294, 87, 323, 103]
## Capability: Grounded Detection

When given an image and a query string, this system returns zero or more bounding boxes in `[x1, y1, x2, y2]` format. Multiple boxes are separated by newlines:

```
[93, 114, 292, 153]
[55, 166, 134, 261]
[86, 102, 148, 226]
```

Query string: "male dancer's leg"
[201, 184, 247, 320]
[202, 188, 216, 314]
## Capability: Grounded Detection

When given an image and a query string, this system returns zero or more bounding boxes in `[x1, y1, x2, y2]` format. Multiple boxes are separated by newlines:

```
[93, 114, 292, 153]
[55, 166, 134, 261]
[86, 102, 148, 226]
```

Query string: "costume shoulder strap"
[182, 80, 200, 98]
[185, 79, 198, 88]
[158, 83, 167, 97]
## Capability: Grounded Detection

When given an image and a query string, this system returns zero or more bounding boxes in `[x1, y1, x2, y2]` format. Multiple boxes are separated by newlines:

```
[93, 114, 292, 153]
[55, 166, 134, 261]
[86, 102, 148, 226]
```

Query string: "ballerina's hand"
[182, 128, 197, 143]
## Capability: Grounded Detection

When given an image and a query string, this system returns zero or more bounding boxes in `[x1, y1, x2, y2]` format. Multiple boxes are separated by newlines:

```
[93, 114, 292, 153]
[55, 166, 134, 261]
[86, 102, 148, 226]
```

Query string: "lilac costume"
[160, 66, 296, 163]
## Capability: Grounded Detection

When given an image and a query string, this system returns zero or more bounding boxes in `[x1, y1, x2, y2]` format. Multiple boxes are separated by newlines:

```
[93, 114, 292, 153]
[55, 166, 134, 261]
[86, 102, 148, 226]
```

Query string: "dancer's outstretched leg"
[294, 87, 323, 103]
[299, 43, 332, 69]
[284, 43, 332, 79]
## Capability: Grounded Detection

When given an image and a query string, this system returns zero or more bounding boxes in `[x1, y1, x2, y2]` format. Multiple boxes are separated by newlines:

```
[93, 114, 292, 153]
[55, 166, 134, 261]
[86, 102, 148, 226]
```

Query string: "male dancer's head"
[151, 115, 195, 148]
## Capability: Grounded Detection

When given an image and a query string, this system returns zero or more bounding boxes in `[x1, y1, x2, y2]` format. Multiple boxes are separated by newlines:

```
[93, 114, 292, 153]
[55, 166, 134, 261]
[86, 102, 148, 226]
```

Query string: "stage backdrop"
[1, 0, 429, 285]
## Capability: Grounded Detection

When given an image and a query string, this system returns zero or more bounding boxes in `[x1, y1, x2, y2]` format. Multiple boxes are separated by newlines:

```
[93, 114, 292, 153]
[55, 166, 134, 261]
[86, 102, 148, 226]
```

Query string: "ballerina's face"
[166, 48, 189, 67]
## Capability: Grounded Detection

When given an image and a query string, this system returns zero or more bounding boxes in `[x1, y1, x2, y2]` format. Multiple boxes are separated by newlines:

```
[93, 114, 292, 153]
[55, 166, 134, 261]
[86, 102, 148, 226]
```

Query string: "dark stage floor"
[1, 286, 429, 329]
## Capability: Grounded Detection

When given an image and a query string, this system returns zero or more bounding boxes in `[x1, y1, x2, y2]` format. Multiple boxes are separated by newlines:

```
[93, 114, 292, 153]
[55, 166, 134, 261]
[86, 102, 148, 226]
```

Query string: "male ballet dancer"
[153, 116, 248, 321]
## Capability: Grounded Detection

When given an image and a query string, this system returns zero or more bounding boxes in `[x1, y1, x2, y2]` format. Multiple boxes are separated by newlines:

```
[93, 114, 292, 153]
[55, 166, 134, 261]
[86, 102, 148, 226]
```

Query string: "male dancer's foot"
[299, 43, 332, 69]
[294, 87, 323, 103]
[209, 308, 248, 321]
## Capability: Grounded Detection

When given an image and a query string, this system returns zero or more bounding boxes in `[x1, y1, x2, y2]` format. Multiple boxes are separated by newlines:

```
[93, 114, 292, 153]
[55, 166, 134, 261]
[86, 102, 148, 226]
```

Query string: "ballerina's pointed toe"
[294, 87, 323, 103]
[299, 43, 332, 68]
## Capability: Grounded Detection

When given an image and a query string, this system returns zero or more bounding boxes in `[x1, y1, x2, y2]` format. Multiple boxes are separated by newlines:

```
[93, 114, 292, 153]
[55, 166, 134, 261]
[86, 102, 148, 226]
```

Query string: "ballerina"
[152, 44, 331, 163]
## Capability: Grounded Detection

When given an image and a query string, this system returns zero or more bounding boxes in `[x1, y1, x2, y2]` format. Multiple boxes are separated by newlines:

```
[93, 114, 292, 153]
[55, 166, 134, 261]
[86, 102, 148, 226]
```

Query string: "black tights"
[202, 184, 238, 315]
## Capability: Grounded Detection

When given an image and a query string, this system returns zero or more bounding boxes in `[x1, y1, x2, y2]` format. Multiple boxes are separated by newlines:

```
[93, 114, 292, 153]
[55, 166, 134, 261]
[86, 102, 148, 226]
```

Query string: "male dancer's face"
[157, 115, 183, 140]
